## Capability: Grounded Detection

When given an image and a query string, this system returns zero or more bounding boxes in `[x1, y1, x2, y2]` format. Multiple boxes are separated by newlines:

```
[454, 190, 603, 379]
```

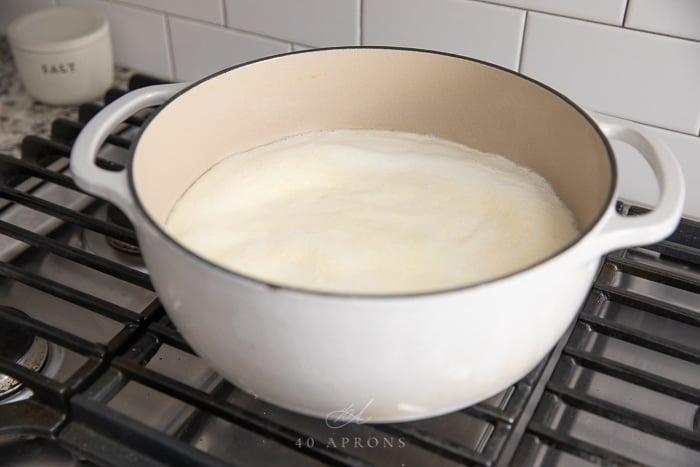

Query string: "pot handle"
[70, 82, 189, 220]
[585, 111, 685, 256]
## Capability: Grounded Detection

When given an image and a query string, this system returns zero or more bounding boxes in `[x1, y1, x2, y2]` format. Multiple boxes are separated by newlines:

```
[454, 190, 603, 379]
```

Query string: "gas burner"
[80, 204, 146, 271]
[0, 309, 49, 400]
[106, 204, 140, 254]
[106, 236, 141, 254]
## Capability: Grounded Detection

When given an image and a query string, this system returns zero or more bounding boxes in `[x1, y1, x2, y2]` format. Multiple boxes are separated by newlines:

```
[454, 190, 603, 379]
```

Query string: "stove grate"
[510, 218, 700, 466]
[0, 216, 151, 288]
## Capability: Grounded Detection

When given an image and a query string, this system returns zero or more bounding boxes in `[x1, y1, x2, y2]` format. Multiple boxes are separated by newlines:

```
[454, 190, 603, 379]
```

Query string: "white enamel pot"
[70, 48, 684, 422]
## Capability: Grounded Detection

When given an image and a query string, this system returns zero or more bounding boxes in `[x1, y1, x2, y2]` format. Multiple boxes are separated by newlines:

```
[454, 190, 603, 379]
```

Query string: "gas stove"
[1, 76, 699, 466]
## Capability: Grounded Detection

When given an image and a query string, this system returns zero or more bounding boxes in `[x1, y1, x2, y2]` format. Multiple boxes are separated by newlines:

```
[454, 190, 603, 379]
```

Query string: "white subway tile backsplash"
[113, 0, 225, 25]
[520, 13, 700, 134]
[224, 0, 359, 47]
[169, 17, 289, 81]
[363, 0, 525, 69]
[0, 0, 56, 35]
[609, 116, 700, 219]
[480, 0, 627, 25]
[625, 0, 700, 42]
[58, 0, 172, 78]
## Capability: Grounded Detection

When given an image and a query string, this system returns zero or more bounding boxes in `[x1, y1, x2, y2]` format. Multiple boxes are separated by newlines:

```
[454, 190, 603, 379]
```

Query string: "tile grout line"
[105, 0, 227, 28]
[163, 14, 292, 47]
[515, 10, 528, 72]
[358, 0, 364, 46]
[101, 0, 363, 48]
[472, 0, 700, 43]
[222, 25, 295, 46]
[221, 0, 228, 27]
[623, 26, 700, 44]
[536, 9, 700, 43]
[594, 110, 700, 139]
[621, 0, 630, 27]
[473, 0, 621, 28]
[162, 14, 177, 80]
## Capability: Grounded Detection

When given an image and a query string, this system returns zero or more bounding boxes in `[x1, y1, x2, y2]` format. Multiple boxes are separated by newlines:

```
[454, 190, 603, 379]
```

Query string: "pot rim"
[127, 46, 617, 299]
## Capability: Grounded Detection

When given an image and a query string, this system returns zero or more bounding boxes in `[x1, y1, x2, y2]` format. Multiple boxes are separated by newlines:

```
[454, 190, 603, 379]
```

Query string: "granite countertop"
[0, 37, 132, 158]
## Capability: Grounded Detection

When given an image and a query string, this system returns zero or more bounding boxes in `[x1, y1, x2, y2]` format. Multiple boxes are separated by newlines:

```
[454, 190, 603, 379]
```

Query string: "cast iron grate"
[0, 75, 698, 466]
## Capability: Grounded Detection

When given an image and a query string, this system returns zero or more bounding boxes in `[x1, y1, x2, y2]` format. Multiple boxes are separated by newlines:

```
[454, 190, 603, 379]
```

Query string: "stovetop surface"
[0, 76, 699, 467]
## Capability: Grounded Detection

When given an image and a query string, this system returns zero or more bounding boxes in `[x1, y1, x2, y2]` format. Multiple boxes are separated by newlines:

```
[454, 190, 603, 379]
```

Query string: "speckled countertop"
[0, 36, 132, 158]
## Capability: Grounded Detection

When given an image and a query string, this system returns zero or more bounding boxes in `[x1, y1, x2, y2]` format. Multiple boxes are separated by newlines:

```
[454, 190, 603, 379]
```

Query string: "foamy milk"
[165, 129, 579, 294]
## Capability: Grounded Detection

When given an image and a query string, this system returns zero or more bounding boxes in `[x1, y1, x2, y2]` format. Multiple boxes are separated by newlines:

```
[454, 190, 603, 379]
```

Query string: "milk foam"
[165, 129, 579, 294]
